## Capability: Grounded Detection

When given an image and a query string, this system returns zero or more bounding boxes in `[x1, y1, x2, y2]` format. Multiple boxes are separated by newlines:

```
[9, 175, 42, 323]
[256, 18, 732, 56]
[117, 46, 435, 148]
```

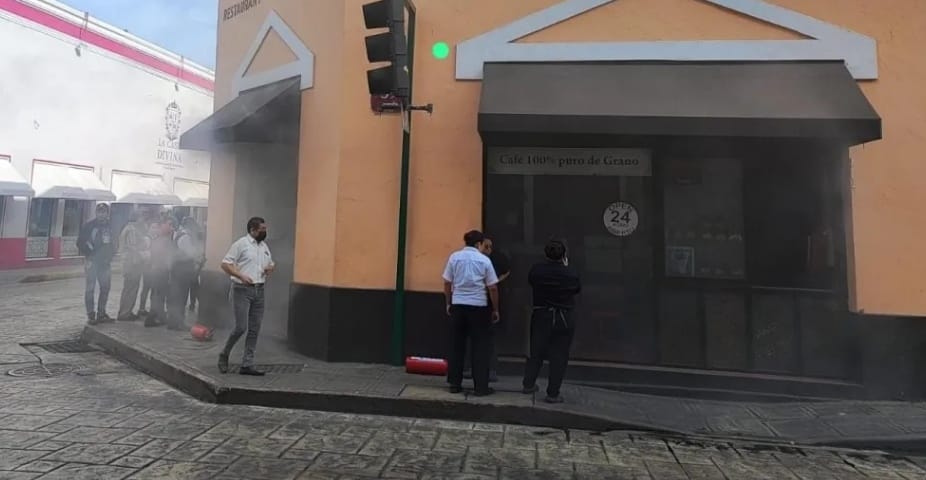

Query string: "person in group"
[442, 230, 500, 396]
[137, 220, 156, 319]
[116, 213, 148, 321]
[463, 236, 511, 382]
[188, 221, 206, 312]
[145, 219, 175, 328]
[167, 217, 202, 331]
[522, 238, 582, 403]
[218, 217, 274, 376]
[77, 203, 116, 325]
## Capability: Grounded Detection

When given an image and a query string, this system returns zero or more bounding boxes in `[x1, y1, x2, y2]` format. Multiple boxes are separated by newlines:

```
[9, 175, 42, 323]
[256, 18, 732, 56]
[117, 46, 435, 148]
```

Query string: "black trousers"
[522, 308, 575, 397]
[447, 305, 492, 392]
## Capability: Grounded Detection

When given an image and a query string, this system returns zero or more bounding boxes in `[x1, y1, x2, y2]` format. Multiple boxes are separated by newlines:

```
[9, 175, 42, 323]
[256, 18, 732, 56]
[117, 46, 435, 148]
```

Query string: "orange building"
[183, 0, 926, 399]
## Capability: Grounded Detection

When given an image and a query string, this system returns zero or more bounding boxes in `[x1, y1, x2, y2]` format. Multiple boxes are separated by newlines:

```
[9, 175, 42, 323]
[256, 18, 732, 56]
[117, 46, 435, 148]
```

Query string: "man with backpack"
[116, 213, 149, 321]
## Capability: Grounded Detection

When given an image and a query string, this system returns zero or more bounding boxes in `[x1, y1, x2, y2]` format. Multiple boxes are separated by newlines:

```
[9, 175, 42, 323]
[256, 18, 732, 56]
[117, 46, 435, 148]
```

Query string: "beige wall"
[212, 0, 926, 316]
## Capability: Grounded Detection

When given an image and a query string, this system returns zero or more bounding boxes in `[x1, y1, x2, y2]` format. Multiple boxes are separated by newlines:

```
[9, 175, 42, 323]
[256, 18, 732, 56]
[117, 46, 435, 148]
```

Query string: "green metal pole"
[391, 1, 416, 366]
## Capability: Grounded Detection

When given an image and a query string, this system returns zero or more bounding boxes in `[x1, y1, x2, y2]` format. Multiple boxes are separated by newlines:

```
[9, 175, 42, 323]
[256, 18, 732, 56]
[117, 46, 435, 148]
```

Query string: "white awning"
[173, 178, 209, 207]
[111, 172, 182, 205]
[0, 160, 34, 197]
[32, 162, 115, 201]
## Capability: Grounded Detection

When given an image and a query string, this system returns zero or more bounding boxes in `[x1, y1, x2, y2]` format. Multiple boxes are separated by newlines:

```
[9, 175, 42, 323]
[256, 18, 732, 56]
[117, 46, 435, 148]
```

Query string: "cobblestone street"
[2, 277, 926, 479]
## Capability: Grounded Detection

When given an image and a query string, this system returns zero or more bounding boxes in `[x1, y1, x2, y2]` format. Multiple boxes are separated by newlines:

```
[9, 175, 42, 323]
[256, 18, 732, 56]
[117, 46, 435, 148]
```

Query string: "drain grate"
[228, 363, 305, 374]
[7, 363, 86, 378]
[23, 340, 97, 354]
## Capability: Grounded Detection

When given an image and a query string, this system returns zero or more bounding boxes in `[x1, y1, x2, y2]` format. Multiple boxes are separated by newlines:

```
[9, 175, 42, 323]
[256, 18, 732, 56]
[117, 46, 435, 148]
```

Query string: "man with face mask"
[218, 217, 274, 376]
[77, 203, 116, 325]
[521, 238, 581, 404]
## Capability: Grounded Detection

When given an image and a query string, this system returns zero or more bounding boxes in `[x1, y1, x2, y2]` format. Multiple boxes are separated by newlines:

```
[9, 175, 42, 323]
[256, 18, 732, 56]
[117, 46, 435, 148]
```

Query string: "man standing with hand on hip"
[218, 217, 274, 376]
[443, 230, 500, 396]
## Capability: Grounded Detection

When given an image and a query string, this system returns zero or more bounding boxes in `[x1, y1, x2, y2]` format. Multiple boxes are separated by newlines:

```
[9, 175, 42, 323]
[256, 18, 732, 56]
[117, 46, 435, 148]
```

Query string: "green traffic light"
[431, 41, 450, 60]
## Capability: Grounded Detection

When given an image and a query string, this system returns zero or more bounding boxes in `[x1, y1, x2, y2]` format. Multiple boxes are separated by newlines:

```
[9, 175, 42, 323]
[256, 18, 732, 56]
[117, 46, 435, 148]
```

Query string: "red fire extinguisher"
[190, 324, 214, 342]
[405, 356, 448, 376]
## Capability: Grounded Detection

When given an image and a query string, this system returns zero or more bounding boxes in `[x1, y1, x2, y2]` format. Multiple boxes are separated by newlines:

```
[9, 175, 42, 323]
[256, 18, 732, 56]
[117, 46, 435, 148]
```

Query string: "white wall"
[0, 9, 214, 238]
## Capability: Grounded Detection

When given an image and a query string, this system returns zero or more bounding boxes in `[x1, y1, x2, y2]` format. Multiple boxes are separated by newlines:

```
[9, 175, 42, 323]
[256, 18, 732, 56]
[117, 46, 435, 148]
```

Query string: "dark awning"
[180, 77, 302, 151]
[478, 62, 881, 145]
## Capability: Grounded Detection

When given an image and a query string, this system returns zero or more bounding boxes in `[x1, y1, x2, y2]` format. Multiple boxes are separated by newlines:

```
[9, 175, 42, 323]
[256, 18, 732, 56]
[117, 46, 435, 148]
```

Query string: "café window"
[62, 200, 86, 237]
[663, 158, 745, 280]
[662, 154, 839, 290]
[61, 200, 87, 257]
[26, 198, 56, 258]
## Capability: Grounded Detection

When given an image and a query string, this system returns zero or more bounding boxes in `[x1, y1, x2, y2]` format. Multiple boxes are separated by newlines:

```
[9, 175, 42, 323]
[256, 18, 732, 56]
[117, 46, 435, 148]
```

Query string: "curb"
[81, 326, 640, 432]
[80, 325, 926, 454]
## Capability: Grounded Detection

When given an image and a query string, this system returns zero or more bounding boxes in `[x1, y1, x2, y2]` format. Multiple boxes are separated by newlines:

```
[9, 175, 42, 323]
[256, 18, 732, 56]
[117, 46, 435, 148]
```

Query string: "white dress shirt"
[222, 235, 273, 285]
[442, 246, 499, 307]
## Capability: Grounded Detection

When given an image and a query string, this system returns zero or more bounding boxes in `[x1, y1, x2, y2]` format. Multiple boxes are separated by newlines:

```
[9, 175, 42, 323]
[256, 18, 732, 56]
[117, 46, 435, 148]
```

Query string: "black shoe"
[449, 385, 463, 394]
[544, 395, 564, 404]
[473, 388, 495, 397]
[239, 366, 265, 376]
[137, 309, 149, 317]
[97, 313, 115, 324]
[218, 354, 229, 374]
[522, 385, 539, 395]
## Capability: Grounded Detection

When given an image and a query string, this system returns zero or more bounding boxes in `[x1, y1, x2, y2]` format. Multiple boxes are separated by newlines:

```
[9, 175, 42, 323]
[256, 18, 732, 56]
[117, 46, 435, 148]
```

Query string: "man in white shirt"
[442, 230, 500, 396]
[218, 216, 275, 376]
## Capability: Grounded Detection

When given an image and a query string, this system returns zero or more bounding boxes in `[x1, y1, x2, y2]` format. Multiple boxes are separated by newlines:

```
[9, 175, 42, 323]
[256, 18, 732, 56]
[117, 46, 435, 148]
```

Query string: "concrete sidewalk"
[0, 261, 123, 285]
[83, 321, 926, 453]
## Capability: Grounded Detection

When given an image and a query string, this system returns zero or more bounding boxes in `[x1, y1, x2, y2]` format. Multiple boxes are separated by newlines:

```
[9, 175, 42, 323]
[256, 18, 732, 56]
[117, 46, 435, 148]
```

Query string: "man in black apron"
[522, 239, 581, 403]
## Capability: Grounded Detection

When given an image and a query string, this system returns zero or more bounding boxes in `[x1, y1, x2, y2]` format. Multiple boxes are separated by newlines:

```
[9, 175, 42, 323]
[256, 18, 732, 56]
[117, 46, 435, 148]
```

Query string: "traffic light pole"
[390, 0, 418, 366]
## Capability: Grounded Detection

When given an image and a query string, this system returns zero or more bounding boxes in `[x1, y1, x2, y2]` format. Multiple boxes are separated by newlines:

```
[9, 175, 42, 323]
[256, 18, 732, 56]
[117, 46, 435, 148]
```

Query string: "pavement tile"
[420, 474, 495, 480]
[281, 449, 320, 462]
[160, 441, 218, 462]
[804, 403, 876, 417]
[0, 430, 55, 449]
[37, 463, 136, 480]
[705, 416, 776, 438]
[499, 468, 574, 480]
[681, 463, 727, 480]
[222, 457, 311, 480]
[0, 471, 41, 480]
[14, 460, 66, 473]
[2, 414, 65, 430]
[135, 422, 210, 441]
[44, 443, 137, 464]
[197, 451, 240, 464]
[0, 449, 48, 470]
[128, 460, 226, 480]
[383, 449, 465, 479]
[52, 426, 136, 444]
[25, 440, 70, 452]
[129, 439, 186, 458]
[213, 436, 298, 457]
[291, 434, 368, 455]
[748, 404, 814, 420]
[0, 404, 66, 416]
[464, 447, 535, 475]
[308, 453, 389, 476]
[34, 424, 74, 434]
[765, 419, 841, 440]
[436, 430, 504, 451]
[55, 412, 134, 428]
[108, 456, 156, 469]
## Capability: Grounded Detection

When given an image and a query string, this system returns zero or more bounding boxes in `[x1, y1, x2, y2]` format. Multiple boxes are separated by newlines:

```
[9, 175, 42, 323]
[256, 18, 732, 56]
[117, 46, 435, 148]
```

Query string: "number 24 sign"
[603, 202, 639, 237]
